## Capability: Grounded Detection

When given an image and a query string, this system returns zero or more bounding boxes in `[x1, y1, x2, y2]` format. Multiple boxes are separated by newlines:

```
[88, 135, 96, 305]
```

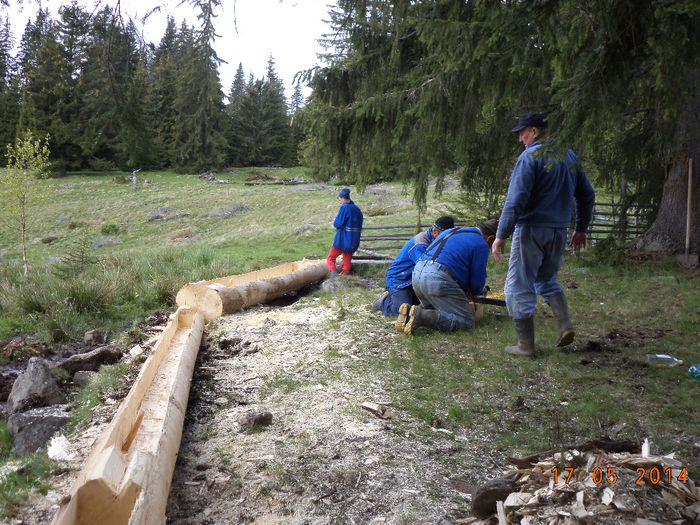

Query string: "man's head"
[512, 112, 547, 147]
[338, 187, 351, 202]
[431, 215, 455, 238]
[477, 218, 499, 247]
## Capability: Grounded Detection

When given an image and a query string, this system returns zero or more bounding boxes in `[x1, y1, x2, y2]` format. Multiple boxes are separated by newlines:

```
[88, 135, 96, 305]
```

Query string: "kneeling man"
[372, 215, 454, 316]
[400, 219, 498, 335]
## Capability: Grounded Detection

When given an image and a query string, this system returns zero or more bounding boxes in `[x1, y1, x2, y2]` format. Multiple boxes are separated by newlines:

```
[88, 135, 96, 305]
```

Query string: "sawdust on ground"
[166, 301, 471, 524]
[11, 294, 699, 524]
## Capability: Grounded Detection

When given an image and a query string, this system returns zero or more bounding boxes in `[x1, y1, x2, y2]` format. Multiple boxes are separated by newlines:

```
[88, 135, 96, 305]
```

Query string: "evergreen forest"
[0, 3, 304, 173]
[0, 0, 698, 253]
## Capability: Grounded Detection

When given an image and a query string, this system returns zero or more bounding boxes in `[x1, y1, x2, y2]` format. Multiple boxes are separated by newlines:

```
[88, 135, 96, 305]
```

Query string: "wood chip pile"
[464, 439, 699, 524]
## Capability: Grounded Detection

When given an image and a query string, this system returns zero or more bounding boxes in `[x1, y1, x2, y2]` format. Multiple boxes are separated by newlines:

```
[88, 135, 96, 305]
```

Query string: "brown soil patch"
[165, 303, 473, 524]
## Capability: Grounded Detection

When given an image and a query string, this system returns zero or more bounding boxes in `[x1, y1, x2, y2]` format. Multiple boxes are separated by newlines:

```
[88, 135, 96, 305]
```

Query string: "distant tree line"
[0, 5, 305, 173]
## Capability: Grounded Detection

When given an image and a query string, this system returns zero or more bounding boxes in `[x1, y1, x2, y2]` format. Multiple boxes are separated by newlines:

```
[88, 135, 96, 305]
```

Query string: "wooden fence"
[356, 202, 650, 260]
[587, 202, 649, 243]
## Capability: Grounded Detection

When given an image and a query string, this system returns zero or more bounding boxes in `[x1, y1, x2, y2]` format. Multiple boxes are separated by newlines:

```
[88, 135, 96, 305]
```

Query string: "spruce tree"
[234, 79, 268, 166]
[0, 16, 19, 150]
[18, 12, 75, 170]
[290, 83, 305, 115]
[306, 0, 700, 252]
[224, 61, 247, 165]
[228, 62, 246, 110]
[149, 17, 181, 168]
[262, 55, 290, 165]
[287, 83, 306, 166]
[73, 6, 121, 167]
[171, 14, 226, 172]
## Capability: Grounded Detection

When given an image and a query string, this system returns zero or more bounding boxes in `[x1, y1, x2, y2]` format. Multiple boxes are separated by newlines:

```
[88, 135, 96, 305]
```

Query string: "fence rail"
[588, 201, 650, 243]
[356, 202, 650, 260]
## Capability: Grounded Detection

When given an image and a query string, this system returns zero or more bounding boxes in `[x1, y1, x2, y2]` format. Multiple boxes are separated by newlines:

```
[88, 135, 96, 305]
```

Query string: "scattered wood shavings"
[471, 439, 698, 524]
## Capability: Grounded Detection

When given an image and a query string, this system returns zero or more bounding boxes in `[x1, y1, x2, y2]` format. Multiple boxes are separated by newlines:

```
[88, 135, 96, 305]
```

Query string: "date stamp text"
[551, 466, 688, 485]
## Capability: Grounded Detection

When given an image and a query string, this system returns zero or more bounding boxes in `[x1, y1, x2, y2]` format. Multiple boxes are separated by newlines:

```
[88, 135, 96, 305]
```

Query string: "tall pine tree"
[306, 0, 700, 251]
[148, 17, 181, 168]
[171, 14, 226, 172]
[0, 16, 19, 150]
[224, 61, 247, 165]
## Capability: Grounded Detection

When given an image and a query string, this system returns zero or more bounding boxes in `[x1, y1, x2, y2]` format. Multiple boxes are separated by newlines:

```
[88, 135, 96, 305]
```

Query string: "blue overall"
[379, 229, 434, 316]
[411, 228, 490, 331]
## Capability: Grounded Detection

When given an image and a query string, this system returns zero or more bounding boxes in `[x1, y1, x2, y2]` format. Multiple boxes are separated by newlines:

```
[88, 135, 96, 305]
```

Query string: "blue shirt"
[332, 200, 364, 253]
[418, 227, 489, 297]
[496, 140, 595, 240]
[385, 229, 435, 292]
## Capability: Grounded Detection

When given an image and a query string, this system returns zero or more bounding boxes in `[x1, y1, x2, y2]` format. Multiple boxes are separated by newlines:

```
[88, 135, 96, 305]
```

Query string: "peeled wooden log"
[176, 259, 328, 321]
[53, 259, 328, 524]
[52, 306, 204, 525]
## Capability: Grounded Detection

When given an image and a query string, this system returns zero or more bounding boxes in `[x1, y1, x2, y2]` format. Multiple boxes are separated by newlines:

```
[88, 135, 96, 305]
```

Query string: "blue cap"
[512, 113, 548, 132]
[338, 187, 351, 199]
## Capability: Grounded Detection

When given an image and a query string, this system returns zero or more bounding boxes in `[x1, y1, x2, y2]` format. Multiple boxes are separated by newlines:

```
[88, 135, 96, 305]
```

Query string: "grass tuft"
[68, 363, 129, 432]
[0, 453, 53, 519]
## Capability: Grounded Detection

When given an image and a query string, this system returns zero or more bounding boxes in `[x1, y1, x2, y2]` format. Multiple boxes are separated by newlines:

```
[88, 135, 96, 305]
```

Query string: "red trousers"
[327, 246, 353, 274]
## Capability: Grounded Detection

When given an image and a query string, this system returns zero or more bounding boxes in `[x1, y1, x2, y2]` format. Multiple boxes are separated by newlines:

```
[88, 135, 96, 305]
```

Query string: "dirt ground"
[9, 283, 697, 524]
[166, 298, 477, 524]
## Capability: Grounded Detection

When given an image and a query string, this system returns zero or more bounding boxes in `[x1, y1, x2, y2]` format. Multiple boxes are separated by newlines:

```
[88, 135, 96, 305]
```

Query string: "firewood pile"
[464, 439, 699, 524]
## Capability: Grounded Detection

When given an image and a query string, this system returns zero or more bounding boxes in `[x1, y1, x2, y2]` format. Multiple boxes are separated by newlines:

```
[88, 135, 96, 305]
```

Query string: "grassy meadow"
[0, 167, 419, 342]
[0, 168, 698, 517]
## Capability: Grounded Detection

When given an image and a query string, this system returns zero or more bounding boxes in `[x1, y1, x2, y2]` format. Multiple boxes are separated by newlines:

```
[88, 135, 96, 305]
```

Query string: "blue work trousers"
[412, 260, 475, 331]
[380, 287, 420, 316]
[505, 225, 566, 319]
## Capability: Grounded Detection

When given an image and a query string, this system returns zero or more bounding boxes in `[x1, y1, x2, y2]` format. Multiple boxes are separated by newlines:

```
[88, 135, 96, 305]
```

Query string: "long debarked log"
[176, 259, 329, 321]
[53, 259, 330, 524]
[52, 306, 205, 525]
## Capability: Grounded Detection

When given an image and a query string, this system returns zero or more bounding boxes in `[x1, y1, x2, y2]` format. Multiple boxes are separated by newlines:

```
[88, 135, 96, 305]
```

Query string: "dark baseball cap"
[433, 216, 455, 231]
[511, 112, 548, 132]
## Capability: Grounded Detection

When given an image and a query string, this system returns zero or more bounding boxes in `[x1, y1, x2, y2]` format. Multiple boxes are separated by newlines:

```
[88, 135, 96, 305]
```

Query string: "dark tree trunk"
[635, 74, 700, 255]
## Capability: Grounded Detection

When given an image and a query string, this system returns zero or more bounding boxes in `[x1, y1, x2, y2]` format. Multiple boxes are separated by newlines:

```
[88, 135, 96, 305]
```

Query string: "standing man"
[401, 219, 498, 335]
[492, 113, 595, 356]
[372, 216, 455, 316]
[327, 187, 364, 277]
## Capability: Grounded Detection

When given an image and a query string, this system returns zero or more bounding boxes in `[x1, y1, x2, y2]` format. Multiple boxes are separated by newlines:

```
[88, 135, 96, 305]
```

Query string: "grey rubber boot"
[505, 317, 536, 356]
[329, 270, 338, 279]
[546, 292, 575, 347]
[404, 305, 439, 335]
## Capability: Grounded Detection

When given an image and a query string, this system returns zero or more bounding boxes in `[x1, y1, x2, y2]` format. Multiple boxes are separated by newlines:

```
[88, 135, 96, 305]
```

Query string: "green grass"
[342, 252, 700, 479]
[67, 362, 129, 432]
[0, 167, 698, 512]
[0, 453, 53, 519]
[0, 422, 12, 461]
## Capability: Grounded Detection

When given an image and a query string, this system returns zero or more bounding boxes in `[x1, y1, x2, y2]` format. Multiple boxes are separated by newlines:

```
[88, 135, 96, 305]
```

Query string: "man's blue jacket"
[496, 140, 595, 240]
[332, 200, 364, 253]
[418, 227, 489, 298]
[385, 229, 435, 292]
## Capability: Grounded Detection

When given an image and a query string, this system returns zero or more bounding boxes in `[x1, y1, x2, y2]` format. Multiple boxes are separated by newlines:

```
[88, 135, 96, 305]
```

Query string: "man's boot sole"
[556, 329, 575, 347]
[403, 305, 419, 335]
[395, 303, 410, 332]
